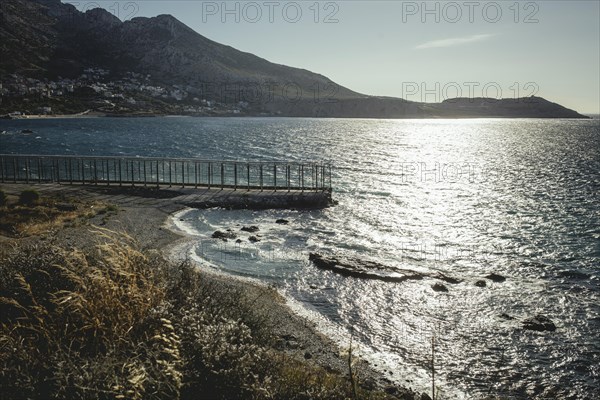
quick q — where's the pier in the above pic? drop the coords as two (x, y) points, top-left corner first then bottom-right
(0, 154), (333, 209)
(0, 154), (331, 191)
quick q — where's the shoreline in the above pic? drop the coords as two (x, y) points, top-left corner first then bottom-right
(0, 183), (421, 399)
(2, 111), (595, 120)
(162, 208), (422, 397)
(164, 208), (431, 396)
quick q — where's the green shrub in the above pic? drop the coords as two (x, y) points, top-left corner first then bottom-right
(18, 189), (40, 206)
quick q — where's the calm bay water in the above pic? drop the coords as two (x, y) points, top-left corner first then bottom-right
(1, 117), (599, 399)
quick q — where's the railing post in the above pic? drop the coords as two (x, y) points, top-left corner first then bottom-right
(220, 163), (224, 190)
(156, 161), (160, 188)
(234, 163), (237, 190)
(247, 163), (250, 191)
(118, 159), (122, 186)
(260, 164), (263, 192)
(274, 164), (277, 192)
(287, 164), (290, 192)
(181, 161), (185, 187)
(143, 160), (147, 186)
(168, 161), (172, 187)
(208, 162), (211, 189)
(301, 165), (304, 192)
(93, 159), (97, 184)
(37, 158), (42, 183)
(195, 162), (198, 188)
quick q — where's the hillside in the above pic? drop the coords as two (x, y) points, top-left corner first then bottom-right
(0, 0), (589, 118)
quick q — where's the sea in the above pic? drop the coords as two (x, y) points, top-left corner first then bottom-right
(1, 116), (599, 399)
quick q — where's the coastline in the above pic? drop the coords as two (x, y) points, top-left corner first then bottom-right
(0, 184), (420, 399)
(149, 207), (420, 397)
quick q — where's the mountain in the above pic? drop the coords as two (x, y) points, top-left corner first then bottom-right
(0, 0), (589, 118)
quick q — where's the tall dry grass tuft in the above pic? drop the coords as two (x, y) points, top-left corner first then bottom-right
(0, 229), (181, 399)
(0, 228), (402, 400)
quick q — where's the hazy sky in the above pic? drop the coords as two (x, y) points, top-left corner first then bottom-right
(67, 1), (600, 113)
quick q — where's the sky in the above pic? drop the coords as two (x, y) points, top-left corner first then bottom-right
(65, 1), (600, 114)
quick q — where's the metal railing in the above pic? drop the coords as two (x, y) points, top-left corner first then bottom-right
(0, 154), (332, 192)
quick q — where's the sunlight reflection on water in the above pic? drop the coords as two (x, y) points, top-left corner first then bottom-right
(1, 117), (599, 398)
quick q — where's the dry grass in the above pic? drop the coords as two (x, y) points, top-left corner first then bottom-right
(0, 230), (181, 399)
(0, 190), (117, 237)
(0, 229), (402, 400)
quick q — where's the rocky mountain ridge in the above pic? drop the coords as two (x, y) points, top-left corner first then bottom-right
(0, 0), (589, 118)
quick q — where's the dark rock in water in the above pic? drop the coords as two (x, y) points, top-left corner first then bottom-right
(212, 230), (236, 240)
(475, 280), (487, 287)
(485, 273), (506, 282)
(241, 225), (259, 233)
(248, 236), (260, 243)
(431, 283), (449, 292)
(303, 351), (312, 359)
(21, 129), (34, 134)
(308, 253), (425, 283)
(179, 218), (184, 221)
(434, 273), (462, 284)
(309, 284), (318, 289)
(236, 239), (242, 244)
(523, 315), (556, 332)
(276, 218), (289, 225)
(558, 270), (590, 280)
(500, 313), (515, 320)
(420, 393), (433, 400)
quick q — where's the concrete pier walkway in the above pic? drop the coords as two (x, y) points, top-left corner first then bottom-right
(0, 183), (333, 212)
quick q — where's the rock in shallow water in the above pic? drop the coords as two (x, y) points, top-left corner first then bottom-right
(431, 283), (449, 292)
(211, 230), (237, 240)
(475, 280), (487, 287)
(241, 225), (259, 233)
(275, 218), (289, 224)
(308, 253), (425, 283)
(523, 315), (556, 332)
(485, 273), (506, 282)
